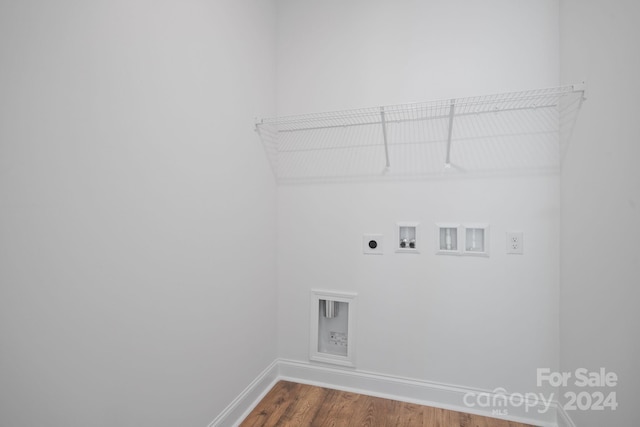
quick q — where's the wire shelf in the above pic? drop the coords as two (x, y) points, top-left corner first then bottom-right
(256, 84), (585, 183)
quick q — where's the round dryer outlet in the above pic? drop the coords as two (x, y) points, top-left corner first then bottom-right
(363, 234), (383, 255)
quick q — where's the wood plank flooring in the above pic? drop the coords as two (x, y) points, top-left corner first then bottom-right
(240, 381), (538, 427)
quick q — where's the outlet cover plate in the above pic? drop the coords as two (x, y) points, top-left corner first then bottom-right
(506, 232), (524, 254)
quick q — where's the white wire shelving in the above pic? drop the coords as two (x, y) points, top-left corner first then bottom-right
(255, 84), (586, 183)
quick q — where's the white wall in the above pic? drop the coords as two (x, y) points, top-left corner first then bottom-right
(560, 1), (640, 426)
(0, 1), (277, 426)
(277, 0), (559, 114)
(277, 0), (561, 400)
(278, 178), (560, 392)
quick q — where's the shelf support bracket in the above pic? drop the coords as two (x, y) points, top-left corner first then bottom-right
(380, 107), (391, 169)
(445, 99), (455, 167)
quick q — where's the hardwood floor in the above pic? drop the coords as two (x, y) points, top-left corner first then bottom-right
(240, 381), (538, 427)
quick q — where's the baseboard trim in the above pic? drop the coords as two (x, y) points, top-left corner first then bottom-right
(277, 359), (558, 427)
(211, 358), (564, 427)
(207, 359), (279, 427)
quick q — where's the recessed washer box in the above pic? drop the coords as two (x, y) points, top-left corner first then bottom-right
(310, 290), (357, 367)
(396, 222), (419, 253)
(462, 224), (490, 256)
(436, 223), (461, 255)
(436, 223), (490, 256)
(363, 234), (383, 255)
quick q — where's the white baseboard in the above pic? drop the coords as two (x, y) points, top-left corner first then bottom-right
(211, 358), (565, 427)
(207, 359), (279, 427)
(277, 359), (558, 427)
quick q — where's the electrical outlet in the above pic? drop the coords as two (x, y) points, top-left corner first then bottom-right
(506, 232), (524, 254)
(363, 234), (383, 255)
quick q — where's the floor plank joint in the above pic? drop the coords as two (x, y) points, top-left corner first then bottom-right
(240, 381), (539, 427)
